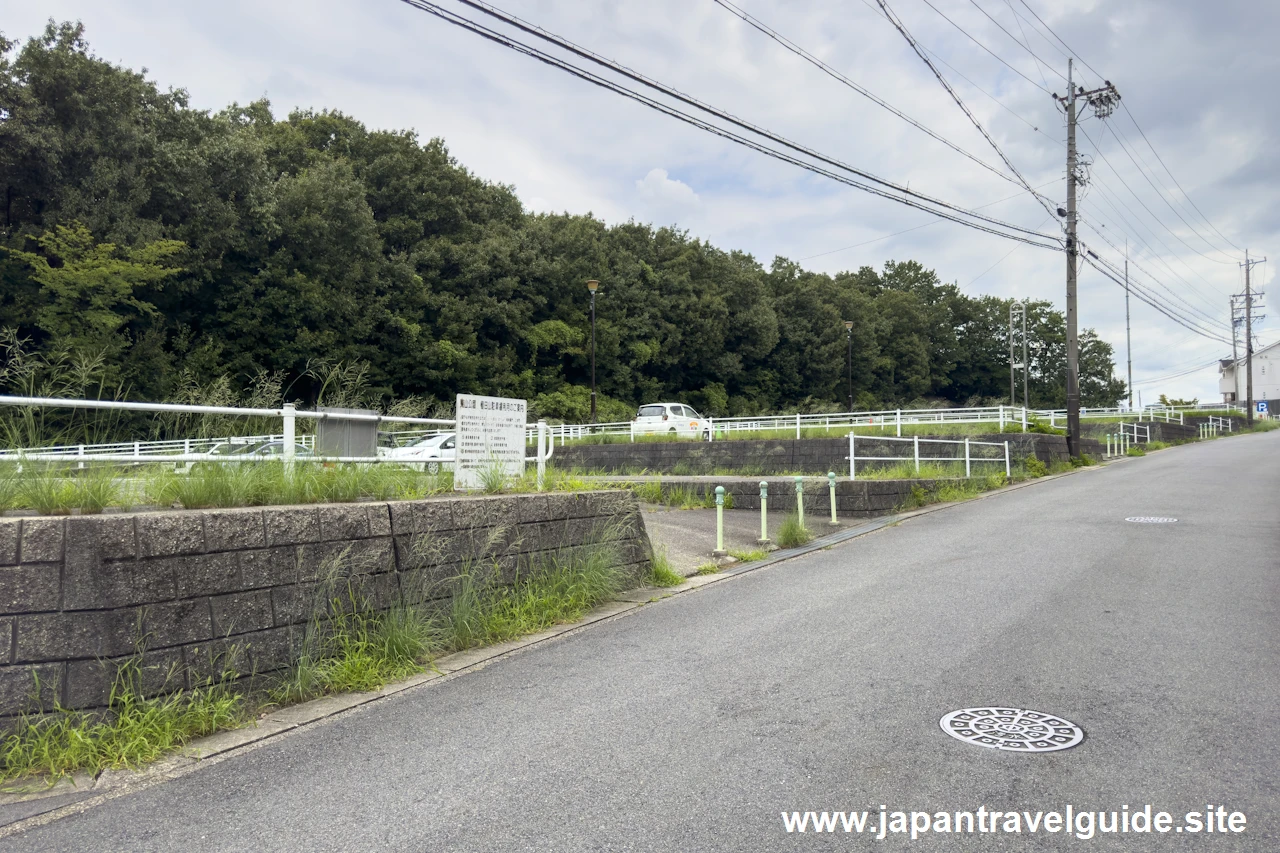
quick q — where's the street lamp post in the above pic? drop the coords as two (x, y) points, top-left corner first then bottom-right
(587, 280), (599, 424)
(844, 320), (854, 412)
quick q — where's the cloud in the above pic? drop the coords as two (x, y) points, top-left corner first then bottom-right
(635, 168), (699, 206)
(7, 0), (1275, 401)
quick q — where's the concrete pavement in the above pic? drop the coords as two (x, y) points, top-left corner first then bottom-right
(4, 432), (1277, 851)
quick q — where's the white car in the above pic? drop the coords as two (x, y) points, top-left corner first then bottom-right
(379, 432), (456, 472)
(632, 403), (712, 440)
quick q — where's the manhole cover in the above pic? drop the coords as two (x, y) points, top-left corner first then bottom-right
(940, 708), (1084, 752)
(1125, 516), (1177, 523)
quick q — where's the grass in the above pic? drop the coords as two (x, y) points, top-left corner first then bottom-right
(645, 550), (685, 587)
(1126, 445), (1147, 457)
(146, 462), (452, 510)
(728, 548), (768, 563)
(775, 513), (813, 548)
(695, 563), (720, 575)
(1, 659), (245, 784)
(626, 480), (734, 510)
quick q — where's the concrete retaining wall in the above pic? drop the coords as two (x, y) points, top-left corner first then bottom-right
(555, 433), (1101, 474)
(636, 476), (943, 515)
(0, 492), (650, 719)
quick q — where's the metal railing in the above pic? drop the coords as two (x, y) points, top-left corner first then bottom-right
(0, 395), (556, 488)
(847, 433), (1010, 480)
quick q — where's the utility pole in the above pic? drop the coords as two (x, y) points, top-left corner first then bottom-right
(1246, 251), (1253, 425)
(1053, 61), (1119, 455)
(1125, 241), (1132, 410)
(1240, 252), (1268, 425)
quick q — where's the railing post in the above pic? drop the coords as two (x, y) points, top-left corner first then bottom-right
(999, 404), (1005, 431)
(828, 472), (839, 526)
(849, 432), (856, 480)
(896, 409), (901, 437)
(713, 486), (727, 557)
(758, 481), (770, 545)
(282, 403), (296, 473)
(707, 416), (714, 442)
(133, 441), (140, 461)
(796, 413), (801, 440)
(913, 435), (920, 474)
(77, 444), (85, 471)
(537, 420), (547, 491)
(794, 476), (805, 530)
(964, 437), (971, 478)
(1004, 441), (1010, 479)
(1021, 407), (1027, 432)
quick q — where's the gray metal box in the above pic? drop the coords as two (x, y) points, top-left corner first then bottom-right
(316, 407), (378, 459)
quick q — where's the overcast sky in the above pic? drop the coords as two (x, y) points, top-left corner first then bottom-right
(5, 0), (1276, 404)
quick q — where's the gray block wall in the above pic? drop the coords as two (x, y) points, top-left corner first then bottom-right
(0, 492), (651, 719)
(554, 433), (1100, 474)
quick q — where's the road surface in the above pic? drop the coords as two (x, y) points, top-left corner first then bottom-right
(5, 431), (1277, 851)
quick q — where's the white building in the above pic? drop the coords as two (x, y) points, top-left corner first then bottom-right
(1219, 340), (1280, 408)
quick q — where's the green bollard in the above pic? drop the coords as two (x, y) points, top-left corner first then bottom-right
(828, 471), (839, 526)
(758, 481), (771, 546)
(794, 476), (805, 531)
(713, 486), (727, 557)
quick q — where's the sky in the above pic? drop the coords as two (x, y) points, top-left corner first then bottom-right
(4, 0), (1276, 405)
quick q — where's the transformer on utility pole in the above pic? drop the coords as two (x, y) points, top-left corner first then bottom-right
(1053, 60), (1120, 456)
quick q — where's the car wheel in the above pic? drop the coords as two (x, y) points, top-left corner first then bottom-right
(426, 460), (441, 474)
(702, 430), (711, 441)
(668, 428), (677, 437)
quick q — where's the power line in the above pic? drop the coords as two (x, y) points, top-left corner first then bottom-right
(915, 0), (1051, 93)
(1101, 122), (1237, 264)
(962, 0), (1067, 83)
(1120, 103), (1241, 252)
(399, 0), (1062, 248)
(799, 180), (1058, 261)
(874, 0), (1060, 223)
(710, 0), (1028, 191)
(1016, 0), (1242, 259)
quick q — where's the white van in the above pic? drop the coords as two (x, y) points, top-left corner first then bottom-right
(632, 403), (711, 440)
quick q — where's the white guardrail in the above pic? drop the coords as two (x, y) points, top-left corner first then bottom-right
(848, 433), (1010, 480)
(0, 395), (557, 488)
(1, 396), (1245, 463)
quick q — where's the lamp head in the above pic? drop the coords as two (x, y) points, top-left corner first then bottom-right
(844, 320), (853, 331)
(586, 280), (599, 292)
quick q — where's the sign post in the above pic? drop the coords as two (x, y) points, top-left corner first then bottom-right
(454, 394), (527, 490)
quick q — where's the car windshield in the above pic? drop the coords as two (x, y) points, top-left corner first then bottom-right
(638, 405), (666, 418)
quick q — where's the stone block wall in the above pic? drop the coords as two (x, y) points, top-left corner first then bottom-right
(0, 492), (650, 719)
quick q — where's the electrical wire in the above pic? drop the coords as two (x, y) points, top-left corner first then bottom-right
(915, 0), (1051, 93)
(398, 0), (1062, 248)
(963, 0), (1067, 83)
(874, 0), (1060, 223)
(799, 180), (1058, 261)
(1017, 0), (1242, 259)
(1120, 103), (1241, 253)
(710, 0), (1029, 192)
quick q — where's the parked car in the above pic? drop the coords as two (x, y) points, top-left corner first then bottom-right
(379, 432), (456, 472)
(235, 441), (313, 458)
(632, 403), (711, 440)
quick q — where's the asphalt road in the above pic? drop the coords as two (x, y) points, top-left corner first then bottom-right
(7, 432), (1278, 851)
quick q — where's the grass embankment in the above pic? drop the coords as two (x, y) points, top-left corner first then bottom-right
(0, 460), (623, 516)
(2, 532), (633, 785)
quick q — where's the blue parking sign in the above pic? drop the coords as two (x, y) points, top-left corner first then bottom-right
(1259, 401), (1269, 414)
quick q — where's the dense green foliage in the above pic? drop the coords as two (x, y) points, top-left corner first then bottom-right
(0, 23), (1125, 425)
